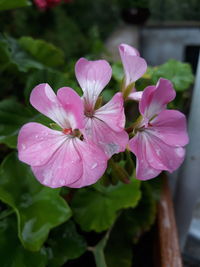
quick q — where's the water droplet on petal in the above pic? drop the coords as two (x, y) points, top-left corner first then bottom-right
(156, 149), (161, 156)
(91, 163), (98, 169)
(60, 179), (65, 186)
(22, 144), (26, 150)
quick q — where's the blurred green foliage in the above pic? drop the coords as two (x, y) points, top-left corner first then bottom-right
(0, 0), (31, 11)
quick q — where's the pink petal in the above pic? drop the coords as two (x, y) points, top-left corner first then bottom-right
(18, 122), (66, 166)
(31, 138), (83, 188)
(83, 117), (128, 158)
(144, 132), (186, 172)
(94, 92), (125, 132)
(129, 134), (161, 180)
(57, 87), (84, 129)
(128, 90), (143, 101)
(67, 139), (108, 188)
(119, 43), (140, 57)
(75, 58), (112, 110)
(129, 130), (186, 180)
(32, 138), (107, 188)
(149, 110), (189, 146)
(30, 84), (83, 130)
(139, 78), (176, 119)
(119, 43), (147, 87)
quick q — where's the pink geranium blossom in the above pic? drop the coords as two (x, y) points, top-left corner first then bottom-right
(75, 58), (129, 158)
(129, 78), (189, 180)
(119, 43), (147, 101)
(18, 84), (107, 188)
(34, 0), (72, 10)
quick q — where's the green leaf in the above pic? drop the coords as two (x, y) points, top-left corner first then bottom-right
(47, 220), (87, 267)
(24, 69), (72, 102)
(0, 153), (72, 251)
(105, 219), (133, 267)
(19, 37), (65, 68)
(120, 182), (158, 244)
(0, 98), (51, 148)
(0, 216), (47, 267)
(152, 59), (194, 91)
(0, 35), (43, 72)
(71, 177), (141, 232)
(0, 0), (31, 11)
(112, 62), (124, 82)
(104, 182), (158, 267)
(49, 123), (62, 131)
(0, 99), (33, 148)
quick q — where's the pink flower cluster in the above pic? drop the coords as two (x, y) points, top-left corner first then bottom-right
(18, 44), (189, 188)
(34, 0), (72, 10)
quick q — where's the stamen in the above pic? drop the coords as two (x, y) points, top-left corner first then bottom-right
(62, 128), (72, 135)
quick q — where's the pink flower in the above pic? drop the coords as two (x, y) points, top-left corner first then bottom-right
(119, 43), (147, 101)
(18, 84), (107, 188)
(34, 0), (64, 10)
(75, 58), (129, 158)
(129, 78), (189, 180)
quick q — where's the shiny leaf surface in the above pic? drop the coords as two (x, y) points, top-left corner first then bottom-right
(104, 182), (158, 267)
(47, 220), (87, 267)
(19, 37), (65, 68)
(152, 59), (194, 91)
(0, 153), (72, 251)
(0, 216), (47, 267)
(71, 177), (141, 232)
(0, 98), (51, 148)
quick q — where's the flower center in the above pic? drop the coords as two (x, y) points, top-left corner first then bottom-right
(62, 128), (73, 135)
(62, 128), (82, 139)
(85, 110), (94, 118)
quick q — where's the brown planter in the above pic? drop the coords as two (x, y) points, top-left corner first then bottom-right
(154, 176), (182, 267)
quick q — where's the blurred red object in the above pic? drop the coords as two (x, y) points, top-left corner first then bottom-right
(34, 0), (72, 10)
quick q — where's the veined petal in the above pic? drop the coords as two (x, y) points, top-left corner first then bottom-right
(31, 138), (83, 188)
(30, 83), (70, 129)
(83, 117), (128, 158)
(57, 87), (84, 129)
(31, 138), (107, 188)
(129, 130), (186, 180)
(119, 43), (147, 87)
(128, 90), (143, 101)
(94, 92), (125, 132)
(75, 58), (112, 110)
(139, 78), (176, 119)
(30, 84), (84, 130)
(18, 122), (66, 167)
(119, 43), (140, 57)
(144, 132), (186, 172)
(149, 110), (189, 146)
(67, 139), (108, 188)
(129, 133), (161, 180)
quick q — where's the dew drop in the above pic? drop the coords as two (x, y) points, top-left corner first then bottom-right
(91, 163), (98, 169)
(60, 179), (65, 185)
(156, 149), (161, 156)
(22, 144), (26, 150)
